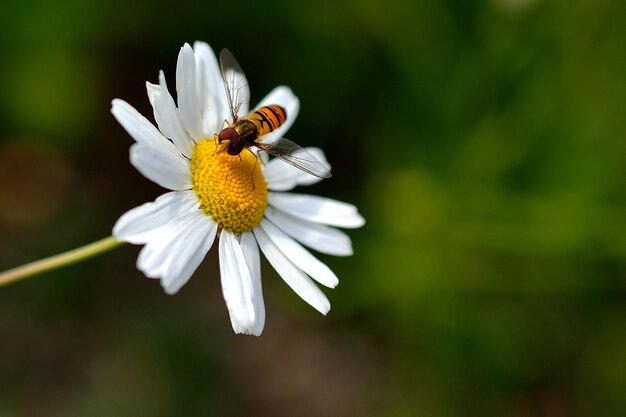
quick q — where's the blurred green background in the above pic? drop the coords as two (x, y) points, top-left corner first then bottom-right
(1, 0), (626, 416)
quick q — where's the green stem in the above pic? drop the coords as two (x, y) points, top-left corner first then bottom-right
(0, 236), (124, 288)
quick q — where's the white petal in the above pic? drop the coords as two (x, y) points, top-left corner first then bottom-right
(130, 143), (191, 190)
(166, 218), (217, 292)
(113, 190), (198, 243)
(135, 205), (199, 274)
(260, 219), (338, 288)
(146, 72), (195, 157)
(264, 208), (353, 256)
(265, 147), (329, 191)
(193, 41), (230, 134)
(111, 99), (183, 155)
(268, 192), (365, 229)
(259, 149), (270, 165)
(176, 43), (204, 140)
(191, 44), (211, 131)
(253, 226), (330, 315)
(240, 231), (265, 336)
(161, 213), (218, 295)
(135, 207), (214, 289)
(219, 230), (257, 334)
(254, 86), (299, 143)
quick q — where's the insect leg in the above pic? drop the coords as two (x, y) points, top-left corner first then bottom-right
(212, 133), (219, 156)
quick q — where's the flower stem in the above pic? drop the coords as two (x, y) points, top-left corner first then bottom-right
(0, 236), (124, 288)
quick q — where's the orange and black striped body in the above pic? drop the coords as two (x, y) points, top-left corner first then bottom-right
(218, 105), (287, 156)
(247, 105), (287, 136)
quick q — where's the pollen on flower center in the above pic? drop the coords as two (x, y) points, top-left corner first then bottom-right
(190, 139), (267, 234)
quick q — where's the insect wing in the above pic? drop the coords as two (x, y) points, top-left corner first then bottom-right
(219, 48), (250, 121)
(255, 138), (332, 179)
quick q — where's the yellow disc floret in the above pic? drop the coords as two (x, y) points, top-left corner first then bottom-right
(190, 139), (267, 234)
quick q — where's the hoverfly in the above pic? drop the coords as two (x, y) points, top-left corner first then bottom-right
(216, 49), (332, 179)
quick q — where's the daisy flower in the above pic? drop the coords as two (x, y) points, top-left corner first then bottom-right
(111, 42), (364, 335)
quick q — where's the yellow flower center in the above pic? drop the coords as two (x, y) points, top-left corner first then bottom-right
(190, 139), (267, 234)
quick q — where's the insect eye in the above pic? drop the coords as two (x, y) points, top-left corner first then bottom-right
(219, 127), (237, 142)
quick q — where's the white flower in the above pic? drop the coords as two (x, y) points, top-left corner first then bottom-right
(111, 42), (364, 336)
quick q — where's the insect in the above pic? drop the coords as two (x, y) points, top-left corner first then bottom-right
(216, 49), (332, 179)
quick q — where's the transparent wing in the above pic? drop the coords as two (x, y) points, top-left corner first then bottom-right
(219, 48), (250, 121)
(255, 138), (332, 179)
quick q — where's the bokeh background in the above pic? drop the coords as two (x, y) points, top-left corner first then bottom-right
(1, 0), (626, 416)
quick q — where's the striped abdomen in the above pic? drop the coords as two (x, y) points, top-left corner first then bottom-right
(248, 105), (287, 136)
